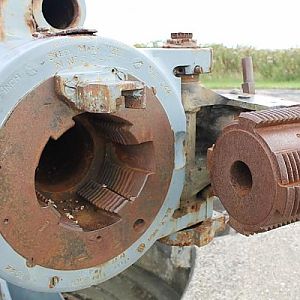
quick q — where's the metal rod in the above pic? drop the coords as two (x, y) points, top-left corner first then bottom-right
(242, 57), (256, 94)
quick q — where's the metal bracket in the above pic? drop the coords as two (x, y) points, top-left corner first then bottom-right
(160, 211), (226, 247)
(55, 68), (146, 113)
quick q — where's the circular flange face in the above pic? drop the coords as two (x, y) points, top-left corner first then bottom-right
(210, 129), (277, 226)
(0, 36), (185, 292)
(209, 106), (300, 235)
(0, 78), (174, 270)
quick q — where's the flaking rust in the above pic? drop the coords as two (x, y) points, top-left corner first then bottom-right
(0, 78), (174, 270)
(1, 0), (297, 290)
(0, 0), (7, 41)
(160, 213), (226, 247)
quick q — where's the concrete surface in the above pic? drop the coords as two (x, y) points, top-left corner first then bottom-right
(183, 224), (300, 300)
(183, 89), (300, 300)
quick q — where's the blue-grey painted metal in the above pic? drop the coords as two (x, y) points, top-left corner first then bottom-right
(143, 48), (213, 77)
(6, 283), (64, 300)
(1, 0), (86, 40)
(0, 0), (216, 295)
(0, 278), (12, 300)
(0, 35), (216, 293)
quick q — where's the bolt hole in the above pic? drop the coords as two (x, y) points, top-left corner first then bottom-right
(173, 66), (186, 77)
(230, 161), (253, 197)
(49, 276), (60, 289)
(26, 258), (36, 268)
(96, 236), (102, 240)
(133, 219), (146, 232)
(3, 218), (8, 225)
(42, 0), (79, 29)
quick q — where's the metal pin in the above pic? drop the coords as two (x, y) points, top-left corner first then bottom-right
(242, 57), (256, 94)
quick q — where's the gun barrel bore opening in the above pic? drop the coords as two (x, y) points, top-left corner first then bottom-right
(42, 0), (79, 29)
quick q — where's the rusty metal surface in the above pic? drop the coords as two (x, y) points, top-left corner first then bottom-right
(32, 28), (97, 38)
(55, 70), (146, 113)
(162, 34), (212, 218)
(0, 10), (194, 290)
(0, 78), (174, 270)
(208, 105), (300, 235)
(163, 33), (198, 49)
(160, 212), (226, 247)
(181, 78), (210, 203)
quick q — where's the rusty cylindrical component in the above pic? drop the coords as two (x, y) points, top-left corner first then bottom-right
(208, 106), (300, 235)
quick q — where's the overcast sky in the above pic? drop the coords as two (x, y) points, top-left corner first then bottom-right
(85, 0), (299, 49)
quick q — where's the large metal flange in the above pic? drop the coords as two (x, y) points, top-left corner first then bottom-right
(0, 36), (185, 292)
(208, 106), (300, 235)
(0, 75), (174, 270)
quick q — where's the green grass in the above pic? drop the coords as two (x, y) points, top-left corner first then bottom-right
(201, 78), (300, 89)
(136, 43), (300, 89)
(199, 44), (300, 90)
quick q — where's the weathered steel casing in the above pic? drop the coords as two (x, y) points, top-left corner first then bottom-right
(0, 35), (188, 292)
(0, 19), (218, 295)
(0, 0), (220, 294)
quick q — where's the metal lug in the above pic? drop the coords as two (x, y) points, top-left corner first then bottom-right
(55, 69), (146, 113)
(160, 212), (226, 247)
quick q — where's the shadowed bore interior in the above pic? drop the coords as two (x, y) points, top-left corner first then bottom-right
(230, 161), (253, 198)
(35, 115), (152, 233)
(42, 0), (78, 29)
(35, 116), (113, 231)
(35, 121), (94, 191)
